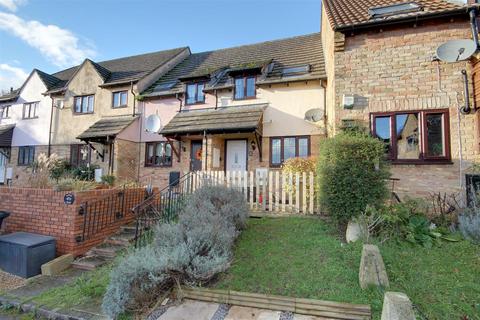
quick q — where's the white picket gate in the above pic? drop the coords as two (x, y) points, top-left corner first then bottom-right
(190, 170), (317, 214)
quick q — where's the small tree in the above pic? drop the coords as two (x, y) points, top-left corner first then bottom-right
(317, 131), (390, 224)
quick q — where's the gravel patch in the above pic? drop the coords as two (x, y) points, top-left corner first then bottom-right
(0, 270), (25, 293)
(279, 311), (294, 320)
(211, 304), (231, 320)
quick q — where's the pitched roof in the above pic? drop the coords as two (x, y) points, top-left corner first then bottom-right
(323, 0), (470, 30)
(77, 116), (138, 141)
(142, 33), (325, 98)
(35, 69), (65, 91)
(160, 104), (266, 136)
(0, 89), (20, 103)
(44, 47), (188, 93)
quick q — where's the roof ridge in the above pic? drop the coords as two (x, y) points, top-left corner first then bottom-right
(96, 46), (189, 65)
(190, 32), (321, 56)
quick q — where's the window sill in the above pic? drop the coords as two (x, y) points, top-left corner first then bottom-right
(112, 105), (128, 109)
(22, 117), (39, 120)
(73, 112), (94, 115)
(145, 164), (173, 168)
(185, 101), (206, 106)
(390, 159), (453, 165)
(234, 96), (256, 101)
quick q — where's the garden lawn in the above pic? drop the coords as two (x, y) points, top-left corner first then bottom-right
(214, 216), (480, 320)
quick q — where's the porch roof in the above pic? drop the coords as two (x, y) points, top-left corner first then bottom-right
(0, 124), (14, 147)
(160, 104), (266, 137)
(77, 116), (137, 143)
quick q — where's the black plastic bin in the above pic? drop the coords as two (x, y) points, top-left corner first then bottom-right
(0, 232), (56, 278)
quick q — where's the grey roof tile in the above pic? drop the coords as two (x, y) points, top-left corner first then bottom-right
(143, 33), (326, 97)
(77, 116), (138, 140)
(160, 104), (267, 136)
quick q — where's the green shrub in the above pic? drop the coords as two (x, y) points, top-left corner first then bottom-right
(101, 174), (116, 187)
(356, 200), (458, 247)
(102, 186), (248, 318)
(459, 213), (480, 244)
(317, 131), (390, 223)
(71, 164), (99, 181)
(49, 159), (72, 181)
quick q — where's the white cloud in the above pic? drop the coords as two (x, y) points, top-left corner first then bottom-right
(0, 0), (26, 12)
(0, 63), (28, 93)
(0, 12), (96, 68)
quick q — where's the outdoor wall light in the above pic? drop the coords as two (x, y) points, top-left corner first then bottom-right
(251, 140), (256, 151)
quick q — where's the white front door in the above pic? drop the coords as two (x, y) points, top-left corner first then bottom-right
(0, 152), (7, 184)
(226, 140), (247, 172)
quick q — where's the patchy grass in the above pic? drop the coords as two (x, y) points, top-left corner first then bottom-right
(213, 217), (480, 319)
(381, 241), (480, 320)
(213, 217), (383, 313)
(32, 264), (111, 310)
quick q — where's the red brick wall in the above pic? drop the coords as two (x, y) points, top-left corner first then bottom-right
(0, 186), (146, 256)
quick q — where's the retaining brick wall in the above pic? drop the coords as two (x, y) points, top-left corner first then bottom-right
(0, 186), (147, 256)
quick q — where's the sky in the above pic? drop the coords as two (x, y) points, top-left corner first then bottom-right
(0, 0), (321, 92)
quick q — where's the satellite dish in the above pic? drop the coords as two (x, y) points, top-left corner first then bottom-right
(145, 114), (161, 133)
(436, 39), (477, 63)
(304, 108), (323, 122)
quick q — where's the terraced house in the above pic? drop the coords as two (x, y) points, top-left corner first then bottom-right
(0, 48), (189, 186)
(321, 0), (480, 199)
(0, 69), (71, 185)
(135, 33), (326, 187)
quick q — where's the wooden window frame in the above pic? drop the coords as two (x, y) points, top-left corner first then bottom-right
(73, 95), (95, 114)
(145, 141), (173, 167)
(70, 144), (91, 167)
(370, 109), (451, 164)
(18, 146), (35, 166)
(185, 82), (206, 105)
(269, 136), (311, 168)
(234, 74), (256, 100)
(22, 102), (39, 119)
(112, 90), (128, 109)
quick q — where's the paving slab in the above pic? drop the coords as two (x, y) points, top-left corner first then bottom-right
(225, 306), (281, 320)
(159, 299), (219, 320)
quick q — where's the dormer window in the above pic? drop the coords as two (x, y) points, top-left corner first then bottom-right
(186, 82), (205, 105)
(234, 75), (256, 100)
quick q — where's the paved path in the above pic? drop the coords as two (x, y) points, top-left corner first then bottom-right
(157, 299), (321, 320)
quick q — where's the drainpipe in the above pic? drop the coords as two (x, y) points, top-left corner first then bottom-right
(136, 100), (144, 182)
(47, 97), (54, 156)
(215, 89), (218, 109)
(130, 81), (136, 116)
(461, 69), (471, 114)
(176, 93), (183, 112)
(203, 130), (208, 171)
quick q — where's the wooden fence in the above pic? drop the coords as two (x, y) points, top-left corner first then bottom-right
(190, 171), (318, 214)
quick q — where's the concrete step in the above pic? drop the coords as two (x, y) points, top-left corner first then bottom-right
(106, 230), (136, 246)
(71, 256), (110, 271)
(120, 224), (137, 233)
(91, 242), (126, 258)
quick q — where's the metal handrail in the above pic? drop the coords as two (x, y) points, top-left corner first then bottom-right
(77, 185), (146, 243)
(132, 172), (195, 248)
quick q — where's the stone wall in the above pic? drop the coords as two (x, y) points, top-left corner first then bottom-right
(329, 18), (476, 199)
(0, 186), (146, 256)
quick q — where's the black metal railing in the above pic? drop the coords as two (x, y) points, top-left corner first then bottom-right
(132, 172), (195, 248)
(77, 186), (146, 243)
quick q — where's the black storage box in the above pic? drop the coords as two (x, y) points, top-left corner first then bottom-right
(0, 232), (56, 278)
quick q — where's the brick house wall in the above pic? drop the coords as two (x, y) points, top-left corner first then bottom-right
(0, 186), (146, 256)
(321, 8), (478, 199)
